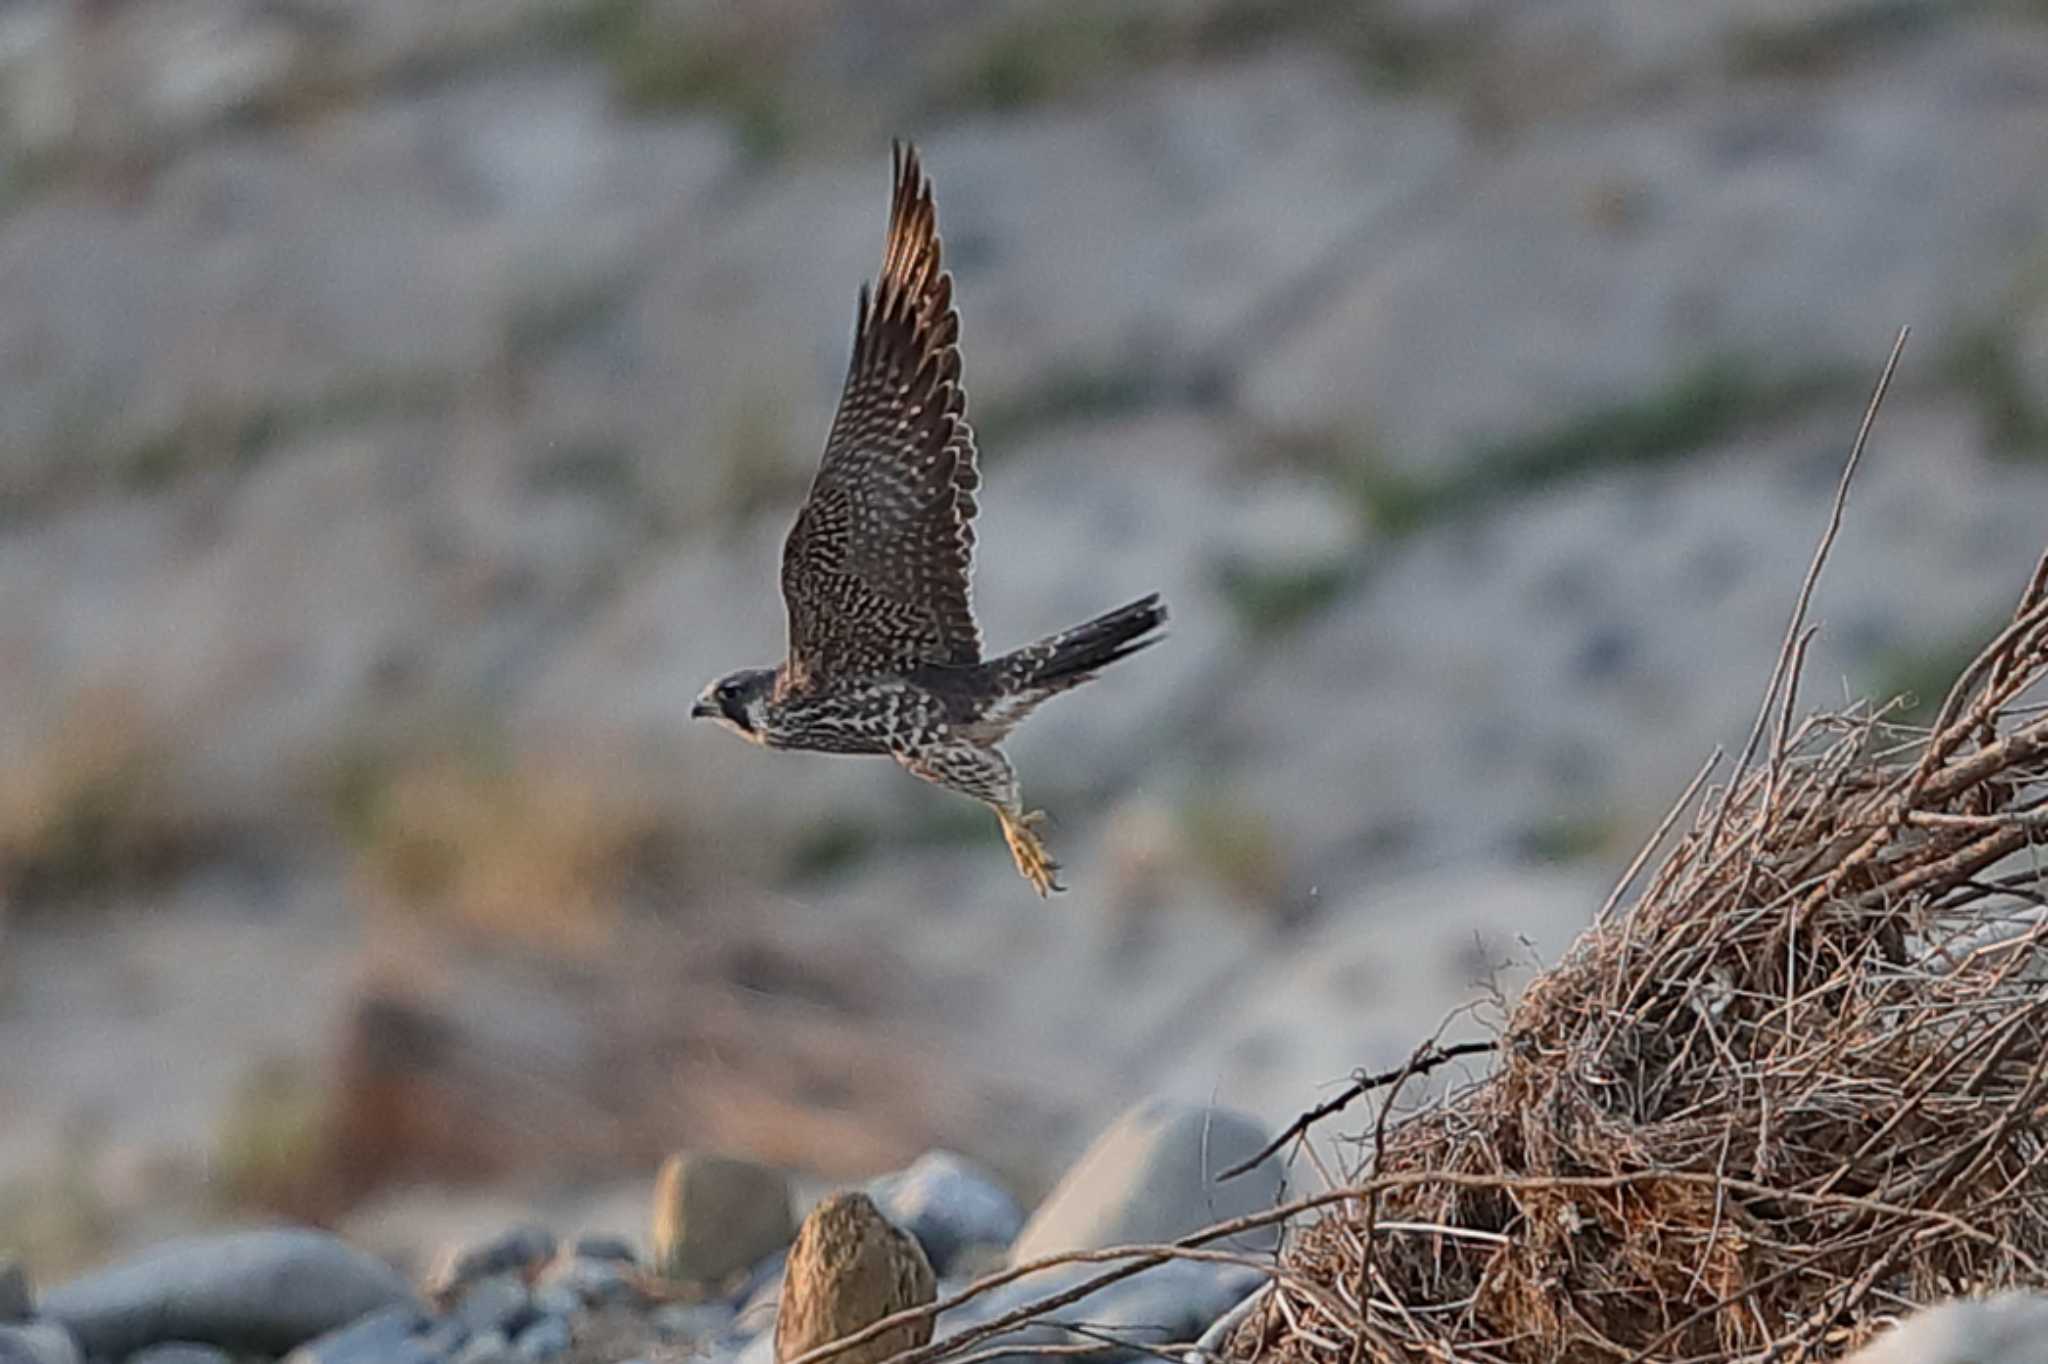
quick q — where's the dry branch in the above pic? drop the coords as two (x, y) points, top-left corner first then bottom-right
(1218, 329), (2048, 1362)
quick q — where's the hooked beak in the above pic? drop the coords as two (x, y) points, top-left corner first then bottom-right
(690, 698), (716, 719)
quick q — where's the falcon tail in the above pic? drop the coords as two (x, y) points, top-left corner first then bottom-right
(1006, 593), (1168, 694)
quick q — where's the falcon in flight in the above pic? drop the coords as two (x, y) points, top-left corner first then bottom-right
(692, 142), (1166, 896)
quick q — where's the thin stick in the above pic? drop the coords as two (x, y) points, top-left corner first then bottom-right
(1214, 1041), (1497, 1182)
(1704, 324), (1909, 858)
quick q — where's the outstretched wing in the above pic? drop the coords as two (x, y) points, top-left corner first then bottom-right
(779, 141), (982, 688)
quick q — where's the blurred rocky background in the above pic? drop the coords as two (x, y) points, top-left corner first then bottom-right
(3, 0), (2048, 1290)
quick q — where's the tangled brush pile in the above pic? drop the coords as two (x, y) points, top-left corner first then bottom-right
(1232, 352), (2048, 1364)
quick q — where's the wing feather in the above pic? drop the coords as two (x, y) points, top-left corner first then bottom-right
(779, 141), (982, 687)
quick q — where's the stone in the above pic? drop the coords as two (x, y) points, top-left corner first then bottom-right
(913, 1102), (1287, 1363)
(649, 1153), (795, 1285)
(1847, 1292), (2048, 1364)
(430, 1226), (558, 1301)
(528, 1283), (580, 1322)
(0, 1323), (80, 1364)
(734, 1249), (788, 1319)
(417, 1316), (472, 1357)
(1190, 1283), (1270, 1362)
(451, 1330), (515, 1364)
(543, 1257), (637, 1307)
(773, 1192), (935, 1364)
(867, 1151), (1023, 1279)
(512, 1314), (571, 1361)
(40, 1229), (420, 1359)
(0, 1261), (27, 1323)
(1010, 1100), (1284, 1261)
(126, 1347), (233, 1364)
(453, 1274), (530, 1336)
(570, 1236), (637, 1265)
(282, 1304), (432, 1364)
(651, 1301), (736, 1343)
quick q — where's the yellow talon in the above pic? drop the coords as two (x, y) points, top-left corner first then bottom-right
(999, 808), (1065, 897)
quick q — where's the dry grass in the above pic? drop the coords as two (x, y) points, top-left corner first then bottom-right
(1219, 334), (2048, 1362)
(340, 744), (667, 956)
(0, 685), (199, 911)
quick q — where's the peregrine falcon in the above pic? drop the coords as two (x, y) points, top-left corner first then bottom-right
(692, 142), (1167, 896)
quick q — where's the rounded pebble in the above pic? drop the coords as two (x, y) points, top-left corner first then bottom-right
(41, 1230), (419, 1359)
(651, 1301), (735, 1343)
(417, 1316), (472, 1357)
(868, 1151), (1023, 1279)
(451, 1329), (515, 1364)
(126, 1347), (233, 1364)
(283, 1303), (431, 1364)
(570, 1236), (637, 1266)
(0, 1323), (80, 1364)
(513, 1315), (571, 1362)
(455, 1274), (530, 1336)
(548, 1258), (637, 1308)
(432, 1227), (557, 1301)
(529, 1284), (580, 1321)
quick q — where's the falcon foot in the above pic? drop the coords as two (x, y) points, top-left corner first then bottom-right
(999, 808), (1065, 897)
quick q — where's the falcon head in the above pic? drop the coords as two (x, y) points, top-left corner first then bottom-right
(691, 667), (777, 743)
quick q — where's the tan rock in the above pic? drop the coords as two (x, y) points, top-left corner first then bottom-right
(650, 1152), (794, 1286)
(774, 1192), (936, 1364)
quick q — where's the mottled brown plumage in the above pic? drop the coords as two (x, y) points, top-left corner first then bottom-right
(779, 143), (981, 687)
(693, 142), (1167, 896)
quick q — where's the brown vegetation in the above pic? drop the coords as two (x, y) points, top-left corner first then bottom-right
(1226, 336), (2048, 1362)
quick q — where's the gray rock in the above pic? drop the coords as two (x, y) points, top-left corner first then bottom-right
(931, 1260), (1265, 1364)
(282, 1303), (431, 1364)
(867, 1151), (1024, 1279)
(733, 1330), (775, 1364)
(734, 1249), (788, 1314)
(417, 1315), (473, 1358)
(451, 1329), (515, 1364)
(527, 1283), (579, 1322)
(1189, 1283), (1271, 1362)
(1848, 1292), (2048, 1364)
(453, 1274), (530, 1336)
(0, 1323), (80, 1364)
(650, 1301), (735, 1343)
(648, 1153), (794, 1285)
(512, 1314), (571, 1362)
(432, 1227), (557, 1301)
(542, 1257), (637, 1308)
(0, 1261), (27, 1322)
(569, 1236), (637, 1266)
(1011, 1100), (1284, 1261)
(917, 1101), (1285, 1364)
(126, 1346), (234, 1364)
(41, 1229), (421, 1359)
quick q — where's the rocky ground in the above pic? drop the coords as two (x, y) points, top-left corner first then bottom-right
(0, 1099), (1286, 1364)
(2, 0), (2048, 1316)
(0, 1099), (2037, 1364)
